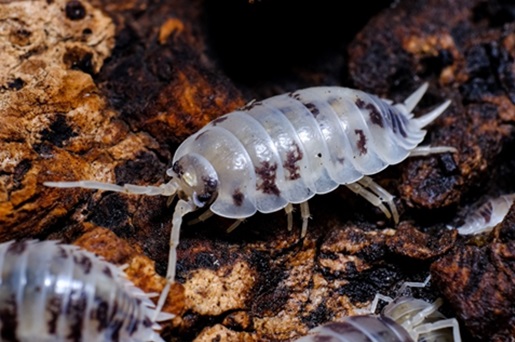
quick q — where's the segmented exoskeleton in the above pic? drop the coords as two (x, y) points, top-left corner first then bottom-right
(453, 193), (515, 235)
(0, 240), (172, 342)
(45, 83), (455, 316)
(296, 277), (461, 342)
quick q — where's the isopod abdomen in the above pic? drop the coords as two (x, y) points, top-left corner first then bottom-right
(0, 240), (171, 342)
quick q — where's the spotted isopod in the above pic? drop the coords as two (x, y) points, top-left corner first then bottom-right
(44, 83), (456, 314)
(0, 240), (172, 342)
(296, 276), (462, 342)
(451, 193), (515, 235)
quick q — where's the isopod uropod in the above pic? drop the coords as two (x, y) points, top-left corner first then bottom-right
(0, 240), (172, 342)
(452, 193), (515, 235)
(296, 277), (462, 342)
(44, 83), (455, 313)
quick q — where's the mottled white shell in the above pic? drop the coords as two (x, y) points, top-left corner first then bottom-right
(456, 193), (515, 235)
(0, 240), (166, 342)
(173, 86), (428, 219)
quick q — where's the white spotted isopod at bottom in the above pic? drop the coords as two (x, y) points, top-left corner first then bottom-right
(44, 82), (456, 314)
(0, 240), (172, 342)
(296, 277), (461, 342)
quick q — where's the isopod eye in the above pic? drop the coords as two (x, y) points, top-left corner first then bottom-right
(171, 153), (219, 207)
(193, 177), (218, 207)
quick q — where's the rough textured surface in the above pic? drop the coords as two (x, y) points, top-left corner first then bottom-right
(0, 0), (514, 341)
(431, 204), (515, 342)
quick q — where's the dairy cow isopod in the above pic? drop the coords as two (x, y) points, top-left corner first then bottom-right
(0, 240), (172, 341)
(45, 83), (456, 314)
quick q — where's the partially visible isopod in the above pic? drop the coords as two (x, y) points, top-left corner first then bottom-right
(44, 83), (456, 315)
(0, 240), (172, 342)
(296, 276), (461, 342)
(451, 193), (515, 235)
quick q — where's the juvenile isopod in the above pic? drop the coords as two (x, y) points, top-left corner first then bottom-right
(451, 193), (515, 235)
(296, 276), (462, 342)
(0, 240), (172, 342)
(44, 83), (456, 313)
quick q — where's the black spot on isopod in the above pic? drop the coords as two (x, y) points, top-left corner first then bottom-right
(356, 98), (383, 128)
(355, 129), (367, 155)
(102, 266), (113, 278)
(73, 254), (93, 274)
(303, 102), (320, 116)
(197, 176), (218, 204)
(317, 153), (322, 158)
(92, 298), (109, 332)
(211, 116), (228, 126)
(284, 143), (303, 180)
(0, 294), (18, 341)
(479, 201), (494, 224)
(390, 109), (408, 137)
(58, 246), (69, 259)
(67, 290), (87, 342)
(65, 0), (86, 20)
(126, 313), (139, 335)
(7, 240), (28, 255)
(233, 189), (244, 206)
(194, 131), (208, 141)
(143, 316), (153, 327)
(255, 161), (280, 196)
(47, 295), (62, 334)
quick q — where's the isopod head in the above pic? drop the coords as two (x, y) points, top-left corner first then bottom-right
(168, 153), (219, 208)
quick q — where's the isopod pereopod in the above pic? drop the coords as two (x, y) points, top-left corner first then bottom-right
(44, 83), (456, 313)
(296, 276), (461, 342)
(451, 193), (515, 235)
(0, 240), (172, 342)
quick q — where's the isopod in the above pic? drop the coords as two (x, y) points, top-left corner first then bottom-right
(44, 83), (455, 313)
(0, 240), (172, 342)
(296, 276), (462, 342)
(452, 193), (515, 235)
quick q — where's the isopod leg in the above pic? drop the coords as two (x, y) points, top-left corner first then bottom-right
(153, 199), (196, 321)
(357, 176), (399, 224)
(368, 293), (393, 314)
(414, 318), (462, 342)
(300, 201), (310, 238)
(284, 203), (294, 232)
(345, 182), (392, 221)
(409, 145), (457, 157)
(398, 275), (431, 295)
(226, 219), (245, 233)
(187, 210), (215, 226)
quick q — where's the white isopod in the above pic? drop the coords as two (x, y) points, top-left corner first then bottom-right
(452, 193), (515, 235)
(296, 277), (462, 342)
(44, 83), (455, 314)
(0, 240), (172, 342)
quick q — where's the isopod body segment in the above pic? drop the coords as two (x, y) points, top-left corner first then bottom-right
(0, 240), (171, 342)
